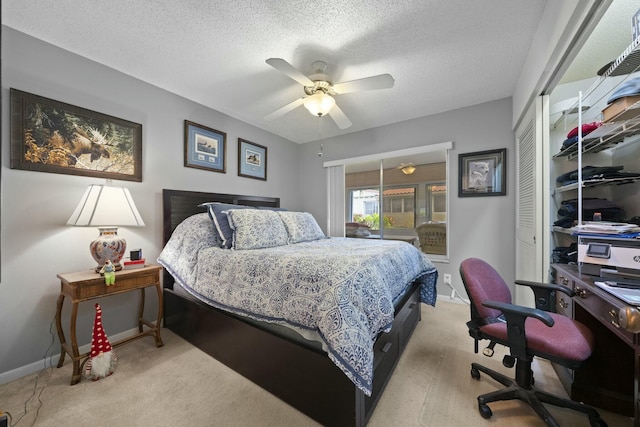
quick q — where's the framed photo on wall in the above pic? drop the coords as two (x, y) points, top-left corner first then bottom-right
(238, 138), (267, 181)
(10, 88), (142, 182)
(184, 120), (226, 173)
(458, 148), (506, 197)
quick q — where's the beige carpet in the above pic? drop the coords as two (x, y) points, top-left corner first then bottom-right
(0, 301), (633, 426)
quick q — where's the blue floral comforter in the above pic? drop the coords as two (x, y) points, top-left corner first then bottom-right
(158, 214), (438, 396)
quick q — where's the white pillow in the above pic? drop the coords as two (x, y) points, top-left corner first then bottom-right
(226, 209), (289, 250)
(278, 211), (326, 243)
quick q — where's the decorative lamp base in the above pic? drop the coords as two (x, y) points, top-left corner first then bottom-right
(90, 227), (126, 272)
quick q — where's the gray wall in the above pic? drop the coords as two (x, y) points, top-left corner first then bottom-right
(0, 27), (301, 379)
(297, 98), (517, 302)
(1, 26), (517, 381)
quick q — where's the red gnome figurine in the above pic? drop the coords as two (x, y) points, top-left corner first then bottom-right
(83, 303), (117, 380)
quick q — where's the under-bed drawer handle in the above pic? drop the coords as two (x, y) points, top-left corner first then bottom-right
(382, 342), (393, 353)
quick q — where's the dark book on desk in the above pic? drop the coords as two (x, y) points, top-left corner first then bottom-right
(122, 258), (145, 270)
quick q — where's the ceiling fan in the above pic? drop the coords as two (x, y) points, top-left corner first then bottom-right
(264, 58), (394, 129)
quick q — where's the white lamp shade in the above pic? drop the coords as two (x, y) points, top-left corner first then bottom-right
(67, 184), (145, 227)
(303, 92), (336, 117)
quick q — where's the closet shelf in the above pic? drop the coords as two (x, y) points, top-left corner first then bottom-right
(554, 176), (640, 194)
(553, 117), (640, 159)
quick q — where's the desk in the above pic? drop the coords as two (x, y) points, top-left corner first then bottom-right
(55, 265), (163, 385)
(552, 264), (639, 425)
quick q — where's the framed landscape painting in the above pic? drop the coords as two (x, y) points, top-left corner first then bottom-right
(10, 88), (142, 181)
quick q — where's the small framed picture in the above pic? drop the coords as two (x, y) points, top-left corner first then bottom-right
(238, 138), (267, 181)
(458, 148), (506, 197)
(184, 120), (226, 173)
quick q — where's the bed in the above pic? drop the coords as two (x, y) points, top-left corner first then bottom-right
(159, 189), (438, 426)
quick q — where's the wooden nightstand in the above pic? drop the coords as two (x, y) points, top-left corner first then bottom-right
(55, 264), (164, 385)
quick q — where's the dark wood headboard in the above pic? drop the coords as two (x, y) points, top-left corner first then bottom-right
(161, 189), (280, 288)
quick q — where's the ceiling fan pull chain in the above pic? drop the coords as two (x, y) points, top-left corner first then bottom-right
(317, 116), (324, 157)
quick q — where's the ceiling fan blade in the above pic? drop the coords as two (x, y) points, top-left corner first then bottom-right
(264, 97), (305, 121)
(328, 104), (352, 129)
(333, 74), (395, 94)
(266, 58), (315, 87)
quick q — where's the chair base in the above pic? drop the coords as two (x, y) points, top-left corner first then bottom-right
(470, 362), (608, 427)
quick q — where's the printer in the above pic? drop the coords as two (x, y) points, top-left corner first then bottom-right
(578, 234), (640, 280)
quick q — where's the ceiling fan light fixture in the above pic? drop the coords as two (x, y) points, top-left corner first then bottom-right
(401, 165), (416, 175)
(303, 92), (335, 117)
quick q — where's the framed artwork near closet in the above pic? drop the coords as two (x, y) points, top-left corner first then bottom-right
(458, 148), (506, 197)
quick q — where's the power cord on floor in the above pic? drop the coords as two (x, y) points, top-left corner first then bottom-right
(443, 281), (469, 304)
(9, 317), (56, 427)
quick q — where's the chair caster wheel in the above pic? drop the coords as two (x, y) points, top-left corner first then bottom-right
(478, 402), (492, 419)
(502, 355), (515, 368)
(471, 367), (480, 380)
(589, 418), (607, 427)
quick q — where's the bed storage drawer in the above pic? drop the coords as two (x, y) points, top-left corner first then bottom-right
(367, 325), (399, 417)
(372, 331), (399, 371)
(396, 287), (421, 350)
(365, 282), (422, 418)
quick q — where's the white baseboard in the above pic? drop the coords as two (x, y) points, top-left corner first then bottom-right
(0, 326), (143, 385)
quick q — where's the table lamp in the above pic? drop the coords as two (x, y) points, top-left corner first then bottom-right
(67, 181), (145, 272)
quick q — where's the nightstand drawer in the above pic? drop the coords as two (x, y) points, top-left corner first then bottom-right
(59, 265), (161, 300)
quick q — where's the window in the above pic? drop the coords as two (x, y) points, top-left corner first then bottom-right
(350, 186), (416, 231)
(350, 188), (379, 224)
(350, 188), (380, 229)
(363, 200), (377, 216)
(383, 186), (417, 230)
(325, 141), (451, 257)
(426, 183), (447, 223)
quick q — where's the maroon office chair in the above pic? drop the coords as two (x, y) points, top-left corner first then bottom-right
(459, 258), (607, 427)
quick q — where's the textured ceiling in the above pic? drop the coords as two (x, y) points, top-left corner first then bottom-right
(561, 0), (640, 84)
(1, 0), (590, 144)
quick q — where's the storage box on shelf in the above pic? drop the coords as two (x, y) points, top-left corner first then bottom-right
(602, 95), (640, 122)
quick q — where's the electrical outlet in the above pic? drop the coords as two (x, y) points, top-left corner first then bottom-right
(443, 273), (452, 285)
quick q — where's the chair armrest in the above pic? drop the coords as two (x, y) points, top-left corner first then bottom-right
(482, 300), (554, 327)
(514, 280), (574, 312)
(482, 300), (555, 361)
(515, 280), (574, 297)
